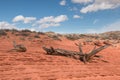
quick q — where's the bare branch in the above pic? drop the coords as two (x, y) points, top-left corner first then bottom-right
(43, 44), (110, 63)
(88, 46), (96, 53)
(87, 45), (110, 58)
(43, 47), (81, 59)
(75, 43), (83, 55)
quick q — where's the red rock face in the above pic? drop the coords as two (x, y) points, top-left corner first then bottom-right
(0, 32), (120, 80)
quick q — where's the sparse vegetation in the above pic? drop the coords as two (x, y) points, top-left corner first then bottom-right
(0, 29), (120, 42)
(6, 35), (10, 38)
(27, 37), (33, 41)
(100, 31), (120, 40)
(21, 29), (32, 33)
(45, 32), (62, 41)
(15, 32), (30, 37)
(34, 35), (40, 38)
(0, 29), (7, 36)
(11, 29), (19, 34)
(64, 34), (81, 40)
(48, 35), (61, 41)
(20, 33), (30, 37)
(64, 34), (99, 40)
(20, 37), (26, 41)
(38, 32), (45, 35)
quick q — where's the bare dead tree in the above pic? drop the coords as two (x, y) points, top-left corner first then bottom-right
(8, 41), (27, 52)
(43, 43), (111, 63)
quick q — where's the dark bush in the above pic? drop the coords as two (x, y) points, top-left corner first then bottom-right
(34, 35), (40, 38)
(0, 30), (7, 36)
(15, 33), (30, 37)
(19, 37), (25, 41)
(19, 33), (30, 37)
(21, 29), (32, 33)
(4, 29), (11, 32)
(38, 32), (45, 35)
(65, 34), (81, 40)
(48, 35), (61, 41)
(100, 31), (120, 40)
(11, 29), (19, 34)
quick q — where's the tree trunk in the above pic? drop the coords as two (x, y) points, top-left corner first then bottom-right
(43, 44), (110, 63)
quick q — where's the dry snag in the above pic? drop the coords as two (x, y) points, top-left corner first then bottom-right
(8, 41), (27, 52)
(43, 43), (111, 63)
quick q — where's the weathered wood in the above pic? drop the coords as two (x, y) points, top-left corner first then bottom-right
(86, 45), (109, 61)
(75, 43), (84, 55)
(43, 47), (81, 59)
(43, 44), (110, 63)
(8, 41), (27, 52)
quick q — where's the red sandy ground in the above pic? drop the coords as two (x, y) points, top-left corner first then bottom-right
(0, 33), (120, 80)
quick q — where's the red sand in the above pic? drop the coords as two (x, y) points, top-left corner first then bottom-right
(0, 34), (120, 80)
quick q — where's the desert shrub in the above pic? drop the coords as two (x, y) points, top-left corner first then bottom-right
(57, 34), (63, 37)
(15, 33), (30, 37)
(79, 34), (86, 37)
(21, 29), (32, 33)
(93, 35), (99, 39)
(85, 38), (93, 42)
(28, 37), (33, 41)
(31, 31), (38, 34)
(16, 30), (30, 36)
(110, 34), (120, 40)
(11, 29), (19, 34)
(0, 30), (7, 36)
(45, 31), (61, 41)
(20, 37), (25, 41)
(50, 35), (61, 41)
(45, 31), (55, 34)
(21, 33), (30, 37)
(38, 32), (45, 35)
(34, 35), (40, 38)
(100, 31), (120, 40)
(4, 29), (11, 32)
(15, 34), (19, 36)
(100, 34), (110, 40)
(7, 36), (10, 38)
(47, 34), (61, 41)
(65, 34), (81, 40)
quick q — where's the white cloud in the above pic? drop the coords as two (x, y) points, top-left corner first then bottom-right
(102, 21), (120, 32)
(60, 0), (66, 6)
(85, 20), (120, 33)
(35, 15), (68, 29)
(0, 21), (17, 29)
(71, 0), (93, 4)
(40, 23), (60, 29)
(93, 19), (99, 24)
(12, 15), (24, 22)
(24, 17), (36, 23)
(73, 15), (81, 19)
(13, 15), (36, 23)
(38, 15), (68, 23)
(70, 7), (78, 11)
(80, 0), (120, 13)
(54, 15), (68, 23)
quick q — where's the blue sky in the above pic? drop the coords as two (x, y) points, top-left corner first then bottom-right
(0, 0), (120, 33)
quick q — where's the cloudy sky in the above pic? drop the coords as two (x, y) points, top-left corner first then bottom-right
(0, 0), (120, 33)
